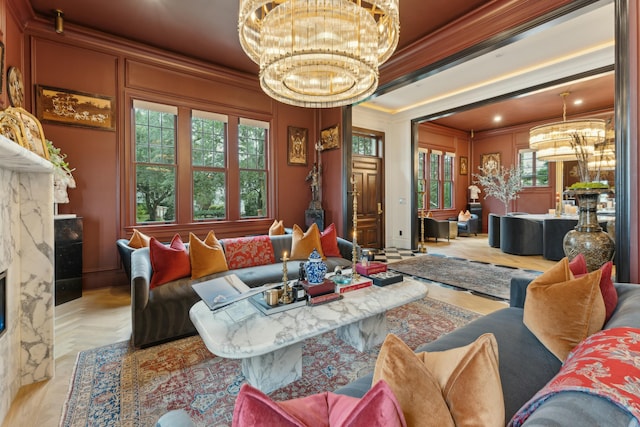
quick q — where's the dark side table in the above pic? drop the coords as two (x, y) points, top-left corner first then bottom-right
(54, 216), (83, 305)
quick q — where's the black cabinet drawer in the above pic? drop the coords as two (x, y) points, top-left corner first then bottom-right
(55, 277), (82, 306)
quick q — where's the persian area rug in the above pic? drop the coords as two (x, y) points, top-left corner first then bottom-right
(60, 297), (479, 427)
(389, 255), (540, 300)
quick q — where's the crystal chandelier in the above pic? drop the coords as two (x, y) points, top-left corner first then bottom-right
(529, 92), (605, 162)
(238, 0), (400, 108)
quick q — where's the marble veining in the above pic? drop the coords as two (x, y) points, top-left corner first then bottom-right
(0, 135), (54, 425)
(191, 278), (427, 391)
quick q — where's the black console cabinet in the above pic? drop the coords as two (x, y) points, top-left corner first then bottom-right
(54, 217), (83, 306)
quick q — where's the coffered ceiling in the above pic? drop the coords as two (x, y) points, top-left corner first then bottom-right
(28, 0), (615, 130)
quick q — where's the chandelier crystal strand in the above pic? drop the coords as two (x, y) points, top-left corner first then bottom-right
(238, 0), (400, 108)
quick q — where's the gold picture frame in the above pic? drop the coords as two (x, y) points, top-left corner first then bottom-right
(287, 126), (308, 166)
(319, 124), (340, 151)
(35, 85), (116, 131)
(459, 156), (468, 175)
(481, 152), (501, 175)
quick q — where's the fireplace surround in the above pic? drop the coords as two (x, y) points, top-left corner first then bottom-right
(0, 135), (54, 424)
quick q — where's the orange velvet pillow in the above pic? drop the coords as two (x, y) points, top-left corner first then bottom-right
(128, 229), (151, 249)
(149, 235), (191, 289)
(524, 258), (606, 361)
(189, 231), (228, 279)
(320, 223), (341, 257)
(268, 219), (285, 236)
(373, 333), (504, 427)
(290, 223), (325, 260)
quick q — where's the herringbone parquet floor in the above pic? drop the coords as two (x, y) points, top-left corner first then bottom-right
(2, 234), (556, 427)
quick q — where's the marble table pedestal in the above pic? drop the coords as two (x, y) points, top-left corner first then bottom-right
(190, 278), (427, 394)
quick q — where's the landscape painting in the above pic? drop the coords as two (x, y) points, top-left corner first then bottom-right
(35, 85), (116, 130)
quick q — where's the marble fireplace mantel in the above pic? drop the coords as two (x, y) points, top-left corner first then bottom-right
(0, 135), (54, 424)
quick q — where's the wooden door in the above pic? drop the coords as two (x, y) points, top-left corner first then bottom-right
(352, 156), (384, 249)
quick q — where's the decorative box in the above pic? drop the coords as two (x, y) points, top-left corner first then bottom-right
(365, 272), (404, 287)
(301, 279), (335, 297)
(355, 261), (387, 276)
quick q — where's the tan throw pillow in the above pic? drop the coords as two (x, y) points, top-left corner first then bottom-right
(290, 223), (325, 260)
(524, 260), (606, 362)
(128, 229), (150, 249)
(268, 219), (285, 236)
(189, 231), (229, 279)
(373, 333), (504, 427)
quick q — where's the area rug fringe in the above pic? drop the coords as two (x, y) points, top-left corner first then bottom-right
(60, 296), (480, 426)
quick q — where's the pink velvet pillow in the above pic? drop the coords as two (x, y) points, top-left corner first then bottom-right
(149, 235), (191, 289)
(569, 254), (617, 322)
(232, 380), (406, 427)
(320, 223), (341, 257)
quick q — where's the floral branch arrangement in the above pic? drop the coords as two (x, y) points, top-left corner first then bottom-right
(567, 133), (609, 190)
(46, 139), (75, 179)
(473, 165), (523, 214)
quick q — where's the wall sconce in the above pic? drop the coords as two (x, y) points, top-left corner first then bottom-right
(54, 9), (64, 34)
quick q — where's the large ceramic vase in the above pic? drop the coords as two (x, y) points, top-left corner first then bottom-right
(562, 189), (615, 272)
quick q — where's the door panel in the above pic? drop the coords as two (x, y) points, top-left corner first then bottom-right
(352, 156), (384, 249)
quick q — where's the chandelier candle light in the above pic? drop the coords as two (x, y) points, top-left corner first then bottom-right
(238, 0), (400, 108)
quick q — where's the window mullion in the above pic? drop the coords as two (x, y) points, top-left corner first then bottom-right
(176, 107), (192, 223)
(227, 116), (240, 220)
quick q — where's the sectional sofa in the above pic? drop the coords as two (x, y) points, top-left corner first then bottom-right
(126, 234), (354, 348)
(335, 275), (640, 426)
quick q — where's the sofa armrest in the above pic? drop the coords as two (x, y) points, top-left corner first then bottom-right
(510, 275), (535, 308)
(131, 247), (153, 311)
(116, 239), (135, 282)
(336, 237), (354, 261)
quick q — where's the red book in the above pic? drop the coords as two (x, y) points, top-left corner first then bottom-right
(301, 279), (335, 297)
(335, 277), (373, 294)
(308, 292), (343, 306)
(355, 262), (387, 276)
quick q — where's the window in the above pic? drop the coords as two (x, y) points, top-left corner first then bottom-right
(134, 101), (177, 223)
(352, 130), (379, 156)
(132, 100), (270, 225)
(519, 150), (548, 187)
(238, 119), (268, 218)
(418, 148), (455, 210)
(192, 111), (227, 220)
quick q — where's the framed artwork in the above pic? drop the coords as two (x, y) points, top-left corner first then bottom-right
(5, 107), (48, 159)
(481, 152), (501, 175)
(287, 126), (308, 165)
(319, 124), (340, 151)
(7, 66), (23, 108)
(459, 156), (468, 175)
(35, 85), (116, 131)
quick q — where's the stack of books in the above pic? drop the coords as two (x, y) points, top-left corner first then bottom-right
(334, 276), (373, 294)
(355, 261), (387, 276)
(300, 279), (343, 306)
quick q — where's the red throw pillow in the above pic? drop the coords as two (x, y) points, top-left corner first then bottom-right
(320, 223), (341, 257)
(569, 254), (617, 322)
(223, 235), (276, 270)
(149, 235), (191, 289)
(568, 253), (588, 276)
(232, 380), (406, 427)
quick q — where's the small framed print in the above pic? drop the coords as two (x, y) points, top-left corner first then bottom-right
(481, 152), (501, 175)
(319, 124), (340, 151)
(459, 156), (468, 175)
(287, 126), (308, 166)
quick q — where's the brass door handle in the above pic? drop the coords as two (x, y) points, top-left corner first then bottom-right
(377, 202), (383, 215)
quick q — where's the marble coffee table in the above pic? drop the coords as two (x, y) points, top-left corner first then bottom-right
(189, 278), (427, 393)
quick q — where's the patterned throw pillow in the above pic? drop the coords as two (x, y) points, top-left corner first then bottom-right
(149, 234), (191, 289)
(223, 235), (275, 270)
